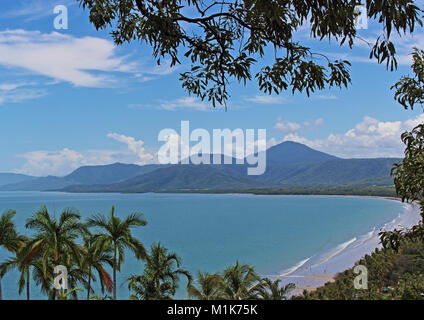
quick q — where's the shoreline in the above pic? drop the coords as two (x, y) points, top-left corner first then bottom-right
(275, 200), (422, 296)
(0, 191), (418, 298)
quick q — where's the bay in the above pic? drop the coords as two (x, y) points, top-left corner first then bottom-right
(0, 191), (405, 299)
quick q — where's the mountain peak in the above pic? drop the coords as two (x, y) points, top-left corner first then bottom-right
(266, 141), (339, 165)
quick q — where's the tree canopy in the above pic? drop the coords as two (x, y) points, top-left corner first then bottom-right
(391, 48), (424, 218)
(77, 0), (423, 107)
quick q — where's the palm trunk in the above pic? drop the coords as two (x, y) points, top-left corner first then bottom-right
(87, 269), (92, 300)
(54, 263), (59, 300)
(26, 269), (30, 300)
(113, 244), (117, 300)
(54, 247), (59, 300)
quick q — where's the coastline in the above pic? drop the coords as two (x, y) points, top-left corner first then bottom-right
(0, 191), (418, 299)
(275, 199), (422, 296)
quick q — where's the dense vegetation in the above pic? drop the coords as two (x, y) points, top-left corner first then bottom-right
(0, 206), (295, 300)
(294, 47), (424, 301)
(206, 186), (398, 197)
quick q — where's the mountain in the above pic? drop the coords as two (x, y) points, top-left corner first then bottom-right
(0, 163), (165, 191)
(0, 142), (401, 193)
(265, 141), (339, 164)
(0, 173), (36, 188)
(63, 164), (262, 193)
(65, 163), (163, 185)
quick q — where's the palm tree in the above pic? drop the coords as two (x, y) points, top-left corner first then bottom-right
(89, 293), (113, 300)
(87, 205), (147, 300)
(65, 262), (90, 300)
(80, 236), (114, 300)
(31, 257), (54, 299)
(127, 273), (157, 300)
(222, 261), (259, 300)
(253, 278), (295, 300)
(58, 287), (83, 300)
(128, 243), (192, 300)
(0, 239), (41, 300)
(25, 206), (87, 299)
(0, 209), (25, 300)
(187, 271), (224, 300)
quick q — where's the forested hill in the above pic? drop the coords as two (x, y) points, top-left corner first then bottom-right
(0, 142), (400, 193)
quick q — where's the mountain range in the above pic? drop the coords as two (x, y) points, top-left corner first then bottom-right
(0, 141), (400, 193)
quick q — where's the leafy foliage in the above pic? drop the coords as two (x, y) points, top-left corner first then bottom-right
(187, 262), (295, 300)
(87, 205), (148, 299)
(80, 235), (114, 299)
(392, 48), (424, 110)
(0, 210), (25, 253)
(0, 205), (149, 300)
(0, 239), (37, 300)
(128, 243), (192, 300)
(221, 261), (260, 299)
(391, 48), (424, 219)
(77, 0), (422, 107)
(187, 271), (225, 300)
(253, 278), (295, 300)
(25, 206), (87, 268)
(392, 124), (424, 219)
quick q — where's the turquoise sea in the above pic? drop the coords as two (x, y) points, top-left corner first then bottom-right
(0, 192), (407, 299)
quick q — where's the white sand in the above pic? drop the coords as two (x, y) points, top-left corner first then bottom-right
(275, 200), (422, 296)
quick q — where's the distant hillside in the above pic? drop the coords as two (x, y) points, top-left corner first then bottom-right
(65, 163), (163, 185)
(0, 163), (165, 191)
(0, 176), (77, 191)
(0, 142), (401, 193)
(62, 157), (398, 193)
(63, 165), (262, 193)
(0, 173), (36, 188)
(274, 158), (400, 187)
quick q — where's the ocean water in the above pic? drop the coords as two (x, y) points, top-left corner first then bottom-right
(0, 192), (412, 300)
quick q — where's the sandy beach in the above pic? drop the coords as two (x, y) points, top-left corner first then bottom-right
(275, 198), (422, 296)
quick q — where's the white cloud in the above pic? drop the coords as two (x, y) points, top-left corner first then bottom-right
(304, 118), (325, 128)
(245, 95), (290, 105)
(159, 97), (209, 111)
(130, 96), (214, 111)
(0, 29), (138, 87)
(274, 116), (325, 134)
(133, 59), (179, 83)
(0, 81), (46, 105)
(0, 82), (26, 91)
(13, 148), (136, 176)
(274, 117), (302, 133)
(2, 0), (76, 21)
(392, 33), (424, 66)
(315, 94), (338, 100)
(107, 133), (153, 164)
(314, 118), (325, 127)
(157, 130), (269, 162)
(325, 32), (424, 67)
(281, 114), (424, 158)
(355, 33), (424, 66)
(13, 133), (155, 176)
(148, 60), (179, 76)
(128, 97), (212, 111)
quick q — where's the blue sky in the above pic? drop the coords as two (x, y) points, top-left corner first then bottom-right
(0, 0), (423, 176)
